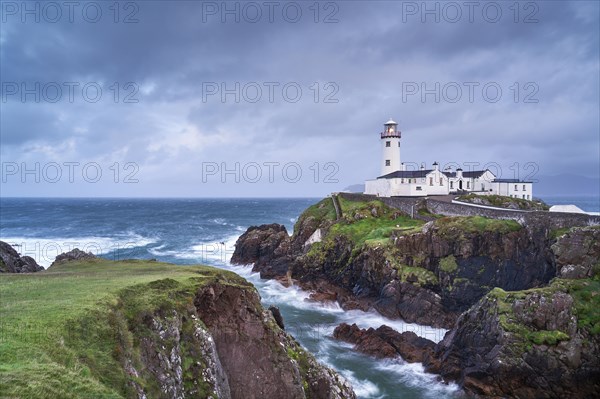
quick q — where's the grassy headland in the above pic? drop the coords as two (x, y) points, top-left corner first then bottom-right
(0, 259), (249, 398)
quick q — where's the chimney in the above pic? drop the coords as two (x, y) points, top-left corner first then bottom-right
(456, 168), (463, 179)
(433, 161), (439, 171)
(420, 163), (425, 170)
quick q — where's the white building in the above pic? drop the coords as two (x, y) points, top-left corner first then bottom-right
(364, 119), (534, 199)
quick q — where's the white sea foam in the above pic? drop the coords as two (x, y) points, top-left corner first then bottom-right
(0, 233), (157, 267)
(148, 244), (181, 257)
(174, 234), (239, 264)
(327, 367), (382, 398)
(373, 359), (459, 398)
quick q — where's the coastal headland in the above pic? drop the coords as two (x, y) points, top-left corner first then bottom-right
(232, 193), (600, 398)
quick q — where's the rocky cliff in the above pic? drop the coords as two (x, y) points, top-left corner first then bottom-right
(0, 253), (355, 399)
(0, 240), (43, 273)
(78, 266), (355, 399)
(424, 226), (600, 398)
(232, 196), (557, 329)
(232, 196), (600, 397)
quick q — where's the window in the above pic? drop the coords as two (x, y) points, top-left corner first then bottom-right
(416, 186), (422, 191)
(466, 181), (470, 189)
(527, 195), (530, 200)
(385, 160), (390, 166)
(401, 179), (404, 184)
(523, 195), (526, 199)
(450, 181), (454, 189)
(440, 178), (443, 186)
(398, 142), (401, 147)
(523, 184), (526, 190)
(514, 185), (518, 191)
(429, 177), (433, 186)
(386, 141), (391, 147)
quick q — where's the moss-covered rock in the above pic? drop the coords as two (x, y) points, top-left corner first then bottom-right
(429, 279), (600, 398)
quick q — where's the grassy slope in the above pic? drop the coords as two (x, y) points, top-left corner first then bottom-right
(0, 259), (247, 399)
(333, 197), (423, 246)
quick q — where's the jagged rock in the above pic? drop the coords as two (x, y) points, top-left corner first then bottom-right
(269, 305), (285, 330)
(426, 281), (600, 398)
(307, 291), (338, 303)
(0, 241), (43, 273)
(230, 224), (291, 279)
(100, 275), (355, 399)
(194, 281), (355, 399)
(552, 226), (600, 279)
(50, 248), (97, 267)
(333, 323), (436, 363)
(374, 280), (457, 328)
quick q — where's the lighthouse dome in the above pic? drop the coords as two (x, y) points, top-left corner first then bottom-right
(385, 118), (397, 125)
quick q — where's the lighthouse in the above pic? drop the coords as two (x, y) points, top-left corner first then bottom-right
(380, 118), (401, 175)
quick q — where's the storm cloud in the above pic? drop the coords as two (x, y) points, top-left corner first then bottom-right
(1, 0), (598, 197)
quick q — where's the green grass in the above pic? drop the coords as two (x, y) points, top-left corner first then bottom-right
(0, 259), (250, 398)
(527, 330), (570, 346)
(329, 216), (423, 247)
(327, 197), (423, 246)
(293, 198), (337, 235)
(436, 215), (522, 236)
(550, 227), (573, 240)
(568, 279), (600, 334)
(439, 255), (458, 273)
(392, 263), (438, 286)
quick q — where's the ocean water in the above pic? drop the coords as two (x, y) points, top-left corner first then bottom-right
(540, 195), (600, 214)
(0, 197), (457, 399)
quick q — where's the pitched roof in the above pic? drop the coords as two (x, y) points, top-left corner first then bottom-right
(378, 170), (433, 179)
(493, 179), (533, 183)
(442, 170), (490, 178)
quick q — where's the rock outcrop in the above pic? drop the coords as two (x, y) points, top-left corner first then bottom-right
(425, 279), (600, 398)
(230, 223), (292, 279)
(552, 226), (600, 279)
(333, 323), (436, 363)
(50, 248), (97, 267)
(0, 240), (43, 273)
(233, 197), (557, 329)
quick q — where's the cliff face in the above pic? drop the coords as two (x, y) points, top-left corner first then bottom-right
(95, 276), (355, 399)
(425, 226), (600, 398)
(233, 197), (556, 329)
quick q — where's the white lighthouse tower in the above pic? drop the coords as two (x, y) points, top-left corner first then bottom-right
(380, 118), (402, 175)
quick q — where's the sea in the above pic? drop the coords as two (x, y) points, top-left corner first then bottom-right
(0, 195), (598, 398)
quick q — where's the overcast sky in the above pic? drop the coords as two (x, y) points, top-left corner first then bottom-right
(1, 0), (598, 197)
